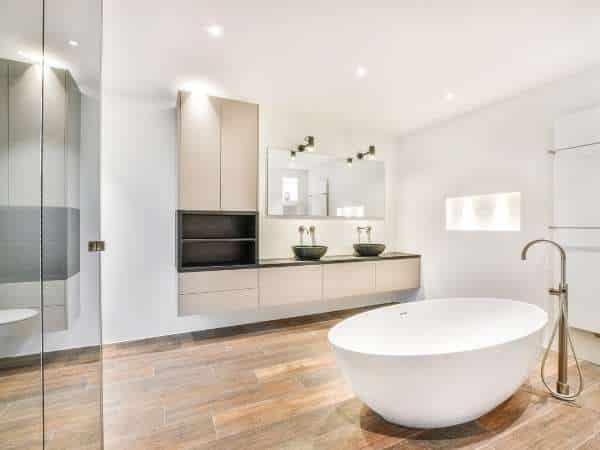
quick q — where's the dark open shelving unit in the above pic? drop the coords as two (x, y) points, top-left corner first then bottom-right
(177, 210), (258, 271)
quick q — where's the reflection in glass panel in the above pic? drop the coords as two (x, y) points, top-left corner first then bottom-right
(42, 0), (103, 448)
(267, 147), (386, 218)
(0, 1), (44, 449)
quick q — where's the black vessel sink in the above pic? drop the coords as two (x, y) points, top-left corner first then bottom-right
(353, 243), (386, 257)
(292, 245), (328, 261)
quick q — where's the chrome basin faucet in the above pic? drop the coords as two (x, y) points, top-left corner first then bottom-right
(298, 225), (316, 245)
(357, 226), (372, 243)
(308, 225), (316, 245)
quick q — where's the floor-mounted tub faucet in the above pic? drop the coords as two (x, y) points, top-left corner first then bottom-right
(521, 239), (583, 400)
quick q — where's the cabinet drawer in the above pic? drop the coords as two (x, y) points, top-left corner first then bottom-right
(180, 289), (258, 315)
(323, 262), (376, 299)
(179, 269), (258, 294)
(259, 265), (322, 306)
(375, 259), (420, 293)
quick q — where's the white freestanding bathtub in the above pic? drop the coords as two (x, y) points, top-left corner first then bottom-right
(328, 298), (548, 429)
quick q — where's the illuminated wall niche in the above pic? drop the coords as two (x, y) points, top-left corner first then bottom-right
(446, 192), (521, 231)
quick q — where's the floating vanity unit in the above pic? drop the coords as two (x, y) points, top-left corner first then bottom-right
(176, 91), (420, 318)
(178, 253), (421, 315)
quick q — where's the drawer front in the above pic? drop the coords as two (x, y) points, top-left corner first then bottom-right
(259, 265), (322, 307)
(375, 259), (420, 293)
(179, 269), (258, 294)
(323, 262), (376, 299)
(179, 289), (258, 315)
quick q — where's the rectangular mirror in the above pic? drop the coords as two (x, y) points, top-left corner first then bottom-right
(267, 147), (385, 218)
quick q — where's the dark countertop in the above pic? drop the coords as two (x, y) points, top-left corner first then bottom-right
(179, 252), (421, 272)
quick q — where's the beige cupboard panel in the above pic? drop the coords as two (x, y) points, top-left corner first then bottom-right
(178, 92), (221, 210)
(375, 259), (420, 293)
(323, 262), (376, 299)
(0, 60), (8, 205)
(220, 98), (258, 211)
(259, 265), (322, 306)
(180, 289), (258, 315)
(66, 71), (81, 210)
(179, 269), (258, 294)
(9, 61), (41, 207)
(43, 68), (66, 207)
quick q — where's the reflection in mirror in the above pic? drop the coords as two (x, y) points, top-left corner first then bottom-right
(0, 1), (44, 449)
(42, 0), (103, 448)
(267, 147), (385, 218)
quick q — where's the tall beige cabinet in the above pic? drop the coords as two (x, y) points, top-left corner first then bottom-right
(177, 92), (258, 211)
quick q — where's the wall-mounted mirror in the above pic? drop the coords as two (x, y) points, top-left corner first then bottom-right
(267, 147), (385, 219)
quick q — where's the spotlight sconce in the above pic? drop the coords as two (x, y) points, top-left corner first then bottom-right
(290, 150), (297, 160)
(356, 145), (376, 160)
(346, 157), (353, 167)
(297, 136), (316, 153)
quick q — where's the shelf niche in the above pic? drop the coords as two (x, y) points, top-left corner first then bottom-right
(177, 211), (258, 271)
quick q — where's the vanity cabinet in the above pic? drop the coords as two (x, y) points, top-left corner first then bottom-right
(323, 262), (376, 299)
(177, 93), (258, 212)
(179, 269), (258, 294)
(178, 257), (421, 316)
(259, 265), (322, 306)
(179, 269), (259, 314)
(375, 259), (420, 293)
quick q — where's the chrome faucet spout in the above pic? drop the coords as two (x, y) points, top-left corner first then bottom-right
(521, 239), (567, 287)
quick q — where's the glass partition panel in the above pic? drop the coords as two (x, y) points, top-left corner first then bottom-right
(0, 1), (44, 449)
(42, 0), (103, 448)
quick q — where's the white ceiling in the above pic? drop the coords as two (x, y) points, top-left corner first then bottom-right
(0, 0), (102, 94)
(103, 0), (600, 135)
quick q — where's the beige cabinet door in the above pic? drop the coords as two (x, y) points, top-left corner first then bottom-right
(323, 262), (376, 299)
(180, 289), (259, 315)
(220, 98), (258, 211)
(9, 61), (42, 207)
(178, 92), (221, 210)
(0, 60), (8, 205)
(375, 259), (420, 293)
(259, 265), (322, 306)
(43, 67), (66, 208)
(179, 269), (258, 294)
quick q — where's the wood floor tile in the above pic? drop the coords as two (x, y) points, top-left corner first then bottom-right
(6, 304), (600, 450)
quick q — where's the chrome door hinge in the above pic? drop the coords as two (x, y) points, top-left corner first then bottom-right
(88, 241), (106, 252)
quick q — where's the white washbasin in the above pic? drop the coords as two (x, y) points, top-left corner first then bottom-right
(0, 308), (39, 326)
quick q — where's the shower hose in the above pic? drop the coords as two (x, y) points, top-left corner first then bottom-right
(539, 288), (584, 401)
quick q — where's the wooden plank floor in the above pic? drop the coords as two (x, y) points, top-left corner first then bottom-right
(3, 304), (600, 449)
(101, 306), (600, 450)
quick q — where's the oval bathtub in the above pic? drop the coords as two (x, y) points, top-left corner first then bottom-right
(328, 298), (548, 429)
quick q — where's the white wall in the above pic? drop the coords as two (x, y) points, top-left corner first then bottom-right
(101, 95), (403, 344)
(395, 65), (600, 324)
(259, 106), (398, 258)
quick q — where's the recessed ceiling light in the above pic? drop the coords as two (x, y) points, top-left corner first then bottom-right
(445, 92), (455, 101)
(205, 25), (224, 38)
(355, 66), (368, 79)
(68, 40), (79, 47)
